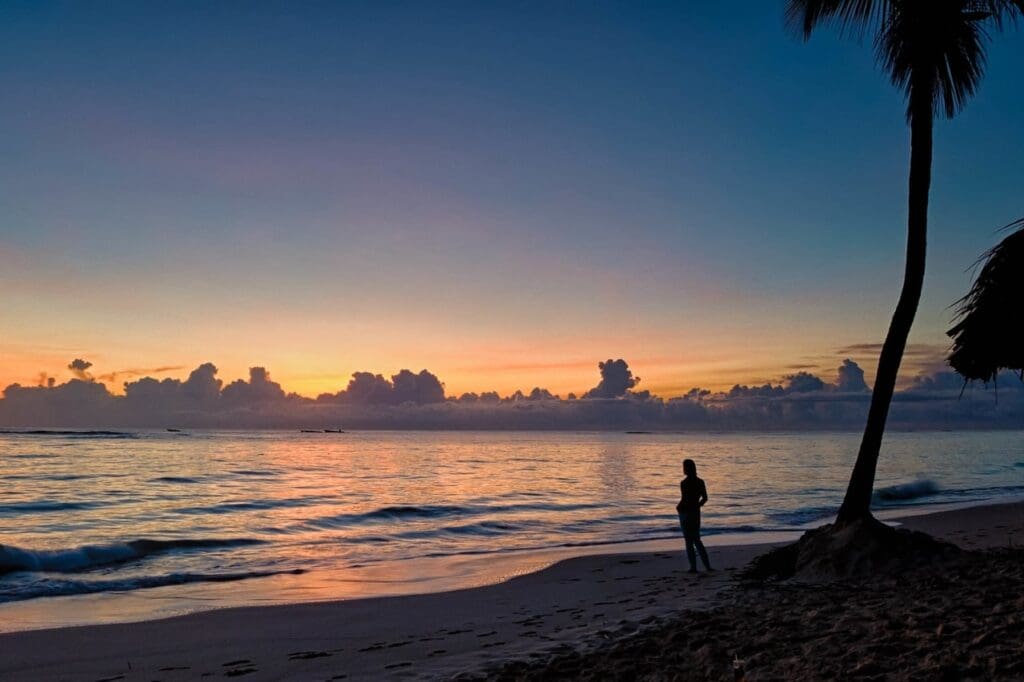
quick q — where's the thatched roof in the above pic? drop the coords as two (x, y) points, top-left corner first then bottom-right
(947, 218), (1024, 383)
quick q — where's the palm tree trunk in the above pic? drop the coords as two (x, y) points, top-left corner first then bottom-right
(836, 86), (934, 525)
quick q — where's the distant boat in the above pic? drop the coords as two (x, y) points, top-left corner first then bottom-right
(324, 429), (346, 433)
(166, 428), (181, 433)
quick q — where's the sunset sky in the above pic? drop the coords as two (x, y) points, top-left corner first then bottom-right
(2, 1), (1023, 399)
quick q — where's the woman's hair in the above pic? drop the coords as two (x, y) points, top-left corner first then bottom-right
(682, 458), (697, 477)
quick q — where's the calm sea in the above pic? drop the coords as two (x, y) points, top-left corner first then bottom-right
(0, 429), (1021, 629)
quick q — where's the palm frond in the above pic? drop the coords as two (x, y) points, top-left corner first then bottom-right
(967, 0), (1024, 28)
(947, 218), (1024, 382)
(789, 1), (1023, 120)
(878, 2), (989, 120)
(785, 0), (891, 39)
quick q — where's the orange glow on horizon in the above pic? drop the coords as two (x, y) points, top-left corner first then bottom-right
(0, 349), (930, 401)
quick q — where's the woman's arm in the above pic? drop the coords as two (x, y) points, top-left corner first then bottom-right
(699, 480), (708, 507)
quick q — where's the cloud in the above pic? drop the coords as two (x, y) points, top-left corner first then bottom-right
(725, 370), (823, 399)
(67, 358), (93, 381)
(836, 343), (946, 358)
(95, 365), (183, 384)
(318, 369), (446, 406)
(222, 367), (286, 406)
(835, 342), (948, 377)
(584, 359), (640, 399)
(784, 371), (826, 393)
(836, 359), (869, 392)
(392, 369), (445, 405)
(526, 387), (558, 401)
(121, 362), (224, 414)
(0, 358), (1020, 430)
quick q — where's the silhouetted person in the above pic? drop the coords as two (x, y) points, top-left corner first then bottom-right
(677, 458), (711, 573)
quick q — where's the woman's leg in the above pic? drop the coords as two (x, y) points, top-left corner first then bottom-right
(692, 515), (712, 569)
(694, 536), (711, 570)
(679, 513), (697, 571)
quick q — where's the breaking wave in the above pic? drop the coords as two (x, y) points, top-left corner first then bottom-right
(874, 479), (940, 503)
(0, 538), (263, 576)
(0, 568), (304, 604)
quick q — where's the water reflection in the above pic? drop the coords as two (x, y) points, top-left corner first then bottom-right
(0, 429), (1020, 630)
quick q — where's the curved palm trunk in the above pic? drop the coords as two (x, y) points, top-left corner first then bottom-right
(836, 87), (934, 525)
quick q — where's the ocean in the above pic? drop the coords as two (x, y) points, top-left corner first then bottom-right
(0, 429), (1021, 630)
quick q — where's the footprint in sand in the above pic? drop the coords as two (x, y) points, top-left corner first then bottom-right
(356, 643), (385, 652)
(287, 650), (332, 660)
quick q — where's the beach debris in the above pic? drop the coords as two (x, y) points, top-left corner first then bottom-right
(733, 654), (746, 681)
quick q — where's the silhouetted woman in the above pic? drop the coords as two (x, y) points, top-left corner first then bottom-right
(677, 458), (712, 573)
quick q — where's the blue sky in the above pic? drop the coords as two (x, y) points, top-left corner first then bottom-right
(1, 1), (1021, 397)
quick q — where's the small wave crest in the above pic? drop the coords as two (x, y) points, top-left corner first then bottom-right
(874, 479), (940, 503)
(384, 520), (526, 541)
(767, 506), (837, 526)
(0, 429), (136, 439)
(364, 504), (469, 520)
(0, 538), (263, 576)
(149, 476), (200, 484)
(305, 501), (605, 531)
(0, 568), (304, 604)
(0, 500), (106, 514)
(230, 469), (278, 477)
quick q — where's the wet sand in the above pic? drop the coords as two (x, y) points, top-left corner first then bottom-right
(0, 500), (1020, 681)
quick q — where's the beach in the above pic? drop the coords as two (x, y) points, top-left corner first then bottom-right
(0, 500), (1020, 681)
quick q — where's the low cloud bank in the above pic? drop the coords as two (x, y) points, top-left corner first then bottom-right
(1, 358), (1021, 430)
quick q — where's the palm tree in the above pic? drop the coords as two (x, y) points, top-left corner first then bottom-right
(948, 218), (1024, 382)
(786, 1), (1023, 525)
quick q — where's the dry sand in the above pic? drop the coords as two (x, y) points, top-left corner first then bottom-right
(0, 500), (1021, 681)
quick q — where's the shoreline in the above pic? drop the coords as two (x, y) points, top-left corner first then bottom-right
(0, 499), (1021, 680)
(0, 494), (1018, 635)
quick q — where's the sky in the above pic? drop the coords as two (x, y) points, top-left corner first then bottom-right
(1, 1), (1023, 400)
